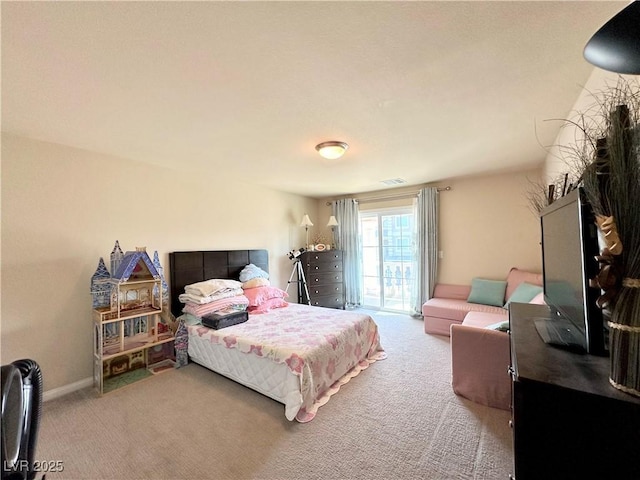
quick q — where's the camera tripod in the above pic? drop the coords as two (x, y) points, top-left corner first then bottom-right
(285, 259), (311, 305)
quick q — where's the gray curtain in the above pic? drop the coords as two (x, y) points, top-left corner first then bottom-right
(411, 187), (439, 316)
(332, 199), (362, 307)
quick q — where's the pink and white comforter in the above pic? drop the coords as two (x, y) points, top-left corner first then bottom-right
(187, 303), (386, 422)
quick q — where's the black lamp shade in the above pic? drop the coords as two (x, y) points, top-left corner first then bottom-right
(583, 1), (640, 75)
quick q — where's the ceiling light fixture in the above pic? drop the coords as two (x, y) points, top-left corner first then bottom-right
(315, 141), (349, 160)
(583, 1), (640, 74)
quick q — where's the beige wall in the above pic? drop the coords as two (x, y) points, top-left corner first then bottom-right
(0, 134), (317, 392)
(437, 169), (542, 284)
(317, 169), (543, 286)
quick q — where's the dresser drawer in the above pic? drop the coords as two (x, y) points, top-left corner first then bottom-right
(309, 295), (345, 309)
(306, 261), (342, 274)
(305, 251), (343, 263)
(306, 271), (343, 286)
(308, 283), (344, 297)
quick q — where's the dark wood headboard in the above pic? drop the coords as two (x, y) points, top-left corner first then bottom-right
(169, 249), (268, 318)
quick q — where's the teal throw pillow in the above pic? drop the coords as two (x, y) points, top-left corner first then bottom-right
(503, 282), (543, 309)
(467, 278), (507, 307)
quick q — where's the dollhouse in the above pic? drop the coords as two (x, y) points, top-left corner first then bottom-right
(91, 242), (175, 394)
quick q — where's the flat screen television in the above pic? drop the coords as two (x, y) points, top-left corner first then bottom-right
(539, 187), (608, 356)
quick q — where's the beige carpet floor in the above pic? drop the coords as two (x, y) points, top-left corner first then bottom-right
(36, 310), (513, 479)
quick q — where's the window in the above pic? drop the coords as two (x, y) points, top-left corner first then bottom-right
(360, 208), (415, 312)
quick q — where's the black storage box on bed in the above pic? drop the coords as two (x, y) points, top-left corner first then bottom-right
(202, 308), (249, 330)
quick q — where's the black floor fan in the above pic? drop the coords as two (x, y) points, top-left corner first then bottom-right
(1, 360), (44, 480)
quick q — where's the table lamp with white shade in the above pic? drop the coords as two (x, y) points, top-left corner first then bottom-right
(300, 214), (314, 249)
(327, 215), (339, 249)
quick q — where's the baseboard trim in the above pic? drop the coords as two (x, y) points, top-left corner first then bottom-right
(43, 377), (93, 402)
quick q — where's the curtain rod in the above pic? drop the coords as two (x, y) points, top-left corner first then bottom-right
(325, 186), (451, 206)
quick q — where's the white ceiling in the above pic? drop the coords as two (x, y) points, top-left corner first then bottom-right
(1, 1), (628, 198)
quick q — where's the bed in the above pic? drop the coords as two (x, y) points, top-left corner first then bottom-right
(169, 249), (386, 422)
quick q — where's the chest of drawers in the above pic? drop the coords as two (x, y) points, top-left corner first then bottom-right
(509, 303), (640, 479)
(299, 250), (345, 309)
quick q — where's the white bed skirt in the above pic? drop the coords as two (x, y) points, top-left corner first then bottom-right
(188, 333), (302, 420)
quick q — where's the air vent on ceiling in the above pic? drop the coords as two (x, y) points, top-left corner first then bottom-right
(380, 178), (407, 186)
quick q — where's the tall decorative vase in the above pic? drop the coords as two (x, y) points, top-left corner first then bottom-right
(601, 106), (640, 397)
(583, 101), (640, 398)
(609, 284), (640, 397)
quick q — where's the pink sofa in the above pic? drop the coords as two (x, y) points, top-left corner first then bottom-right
(422, 268), (542, 336)
(422, 268), (543, 410)
(422, 284), (505, 336)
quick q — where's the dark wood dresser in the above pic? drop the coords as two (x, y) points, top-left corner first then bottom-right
(299, 250), (344, 309)
(509, 302), (640, 479)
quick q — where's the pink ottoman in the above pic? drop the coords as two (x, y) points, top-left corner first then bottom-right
(450, 312), (511, 410)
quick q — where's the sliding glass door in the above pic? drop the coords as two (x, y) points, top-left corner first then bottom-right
(360, 208), (415, 312)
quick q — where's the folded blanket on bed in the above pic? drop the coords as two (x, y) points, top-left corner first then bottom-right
(183, 294), (249, 317)
(184, 278), (243, 297)
(179, 288), (244, 305)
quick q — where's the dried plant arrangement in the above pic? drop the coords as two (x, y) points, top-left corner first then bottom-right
(526, 172), (575, 214)
(311, 233), (329, 246)
(529, 77), (640, 396)
(579, 81), (640, 396)
(526, 77), (640, 213)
